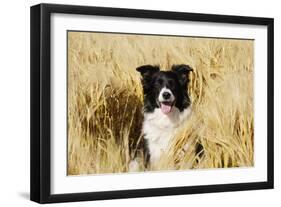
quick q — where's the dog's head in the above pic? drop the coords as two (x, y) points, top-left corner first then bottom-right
(136, 64), (193, 114)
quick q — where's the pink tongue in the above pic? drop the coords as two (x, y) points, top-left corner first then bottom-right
(161, 103), (172, 114)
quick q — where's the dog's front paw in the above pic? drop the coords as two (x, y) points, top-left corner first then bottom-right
(128, 159), (140, 172)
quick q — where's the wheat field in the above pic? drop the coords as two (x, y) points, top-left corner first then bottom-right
(67, 31), (254, 175)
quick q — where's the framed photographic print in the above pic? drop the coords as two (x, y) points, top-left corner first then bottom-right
(30, 3), (274, 203)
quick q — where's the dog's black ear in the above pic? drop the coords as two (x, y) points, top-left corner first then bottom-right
(172, 64), (193, 75)
(136, 65), (160, 77)
(172, 64), (193, 84)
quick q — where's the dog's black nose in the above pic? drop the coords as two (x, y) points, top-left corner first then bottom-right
(162, 92), (171, 99)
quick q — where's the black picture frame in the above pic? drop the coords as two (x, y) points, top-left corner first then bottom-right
(30, 3), (274, 204)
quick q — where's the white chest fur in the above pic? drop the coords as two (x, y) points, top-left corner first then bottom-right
(142, 106), (191, 166)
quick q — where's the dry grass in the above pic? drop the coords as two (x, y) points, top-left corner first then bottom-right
(67, 31), (254, 175)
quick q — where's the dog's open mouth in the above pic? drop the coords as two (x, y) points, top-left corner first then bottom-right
(160, 101), (174, 114)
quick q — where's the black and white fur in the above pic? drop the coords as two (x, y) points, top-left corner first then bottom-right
(130, 64), (193, 170)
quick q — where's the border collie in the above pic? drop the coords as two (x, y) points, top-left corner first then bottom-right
(130, 64), (193, 170)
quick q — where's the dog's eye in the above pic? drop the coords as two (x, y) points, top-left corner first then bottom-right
(168, 80), (174, 86)
(157, 79), (163, 85)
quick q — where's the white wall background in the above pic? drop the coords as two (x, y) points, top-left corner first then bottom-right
(0, 0), (279, 206)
